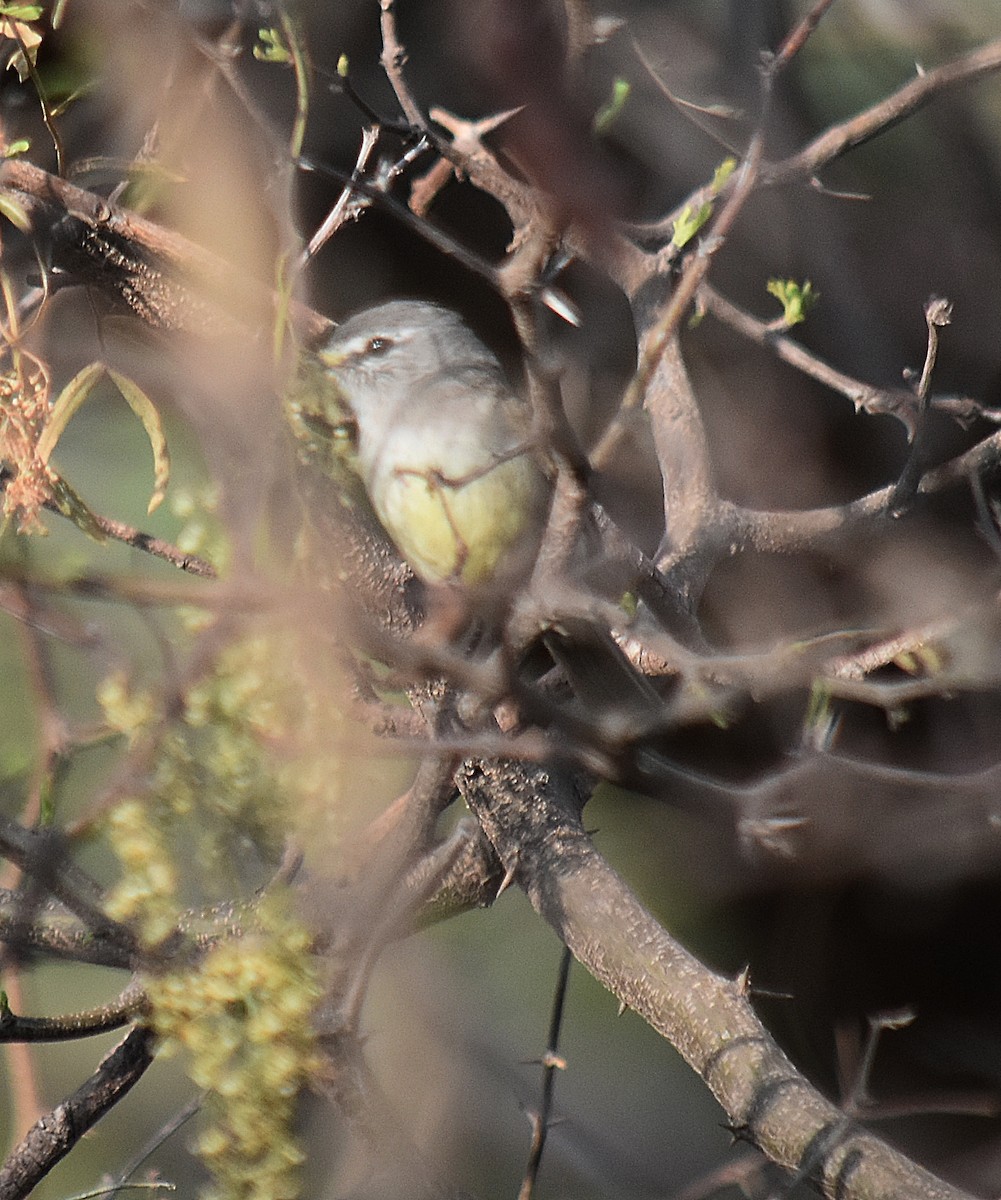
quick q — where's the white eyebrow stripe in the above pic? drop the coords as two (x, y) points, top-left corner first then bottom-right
(340, 335), (378, 358)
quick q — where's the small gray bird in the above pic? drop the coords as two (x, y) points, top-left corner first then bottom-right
(316, 301), (550, 587)
(310, 300), (665, 731)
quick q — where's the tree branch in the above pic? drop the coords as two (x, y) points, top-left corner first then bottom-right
(0, 1026), (156, 1200)
(0, 158), (331, 343)
(763, 37), (1001, 188)
(458, 759), (975, 1200)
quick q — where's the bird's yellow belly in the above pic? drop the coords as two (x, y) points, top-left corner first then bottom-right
(378, 453), (543, 585)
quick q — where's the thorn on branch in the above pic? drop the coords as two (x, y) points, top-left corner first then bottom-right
(722, 1121), (756, 1146)
(496, 860), (518, 897)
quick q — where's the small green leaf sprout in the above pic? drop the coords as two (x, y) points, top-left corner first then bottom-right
(766, 277), (819, 326)
(254, 26), (292, 64)
(671, 156), (737, 249)
(594, 78), (631, 134)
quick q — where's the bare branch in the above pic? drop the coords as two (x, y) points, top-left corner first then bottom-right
(378, 0), (426, 130)
(770, 0), (840, 71)
(699, 282), (932, 436)
(890, 297), (952, 512)
(0, 1026), (156, 1200)
(0, 158), (331, 343)
(0, 820), (138, 964)
(0, 889), (134, 969)
(459, 759), (975, 1200)
(0, 979), (146, 1043)
(764, 37), (1001, 188)
(518, 945), (571, 1200)
(300, 124), (381, 265)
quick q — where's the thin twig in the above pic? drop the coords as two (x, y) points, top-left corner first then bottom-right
(842, 1009), (916, 1115)
(628, 37), (744, 161)
(764, 37), (1001, 187)
(632, 35), (1001, 258)
(70, 508), (217, 577)
(771, 0), (840, 70)
(971, 470), (1001, 562)
(378, 0), (426, 129)
(105, 1095), (202, 1200)
(518, 945), (571, 1200)
(698, 281), (967, 438)
(0, 979), (146, 1043)
(300, 125), (380, 266)
(890, 296), (952, 512)
(297, 155), (501, 292)
(593, 43), (782, 477)
(12, 27), (65, 177)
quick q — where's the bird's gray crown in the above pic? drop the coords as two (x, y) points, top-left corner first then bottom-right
(320, 300), (498, 386)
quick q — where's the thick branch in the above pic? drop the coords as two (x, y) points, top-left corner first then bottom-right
(0, 1026), (156, 1200)
(0, 889), (134, 969)
(459, 759), (974, 1200)
(643, 332), (716, 558)
(0, 821), (138, 963)
(0, 158), (330, 343)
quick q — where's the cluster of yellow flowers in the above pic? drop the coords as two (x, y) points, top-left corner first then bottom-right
(98, 606), (346, 1198)
(147, 895), (322, 1200)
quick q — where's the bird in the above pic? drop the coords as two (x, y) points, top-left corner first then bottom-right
(305, 298), (667, 746)
(315, 300), (550, 590)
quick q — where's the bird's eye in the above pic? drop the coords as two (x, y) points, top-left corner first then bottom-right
(366, 336), (393, 356)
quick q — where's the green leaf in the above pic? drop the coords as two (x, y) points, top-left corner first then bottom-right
(0, 192), (30, 231)
(709, 705), (733, 730)
(803, 681), (836, 749)
(671, 201), (712, 249)
(336, 54), (349, 78)
(36, 361), (105, 465)
(670, 158), (739, 250)
(711, 156), (737, 193)
(2, 138), (29, 157)
(38, 362), (170, 516)
(0, 5), (43, 19)
(254, 26), (291, 64)
(108, 369), (170, 513)
(766, 278), (819, 326)
(594, 77), (631, 135)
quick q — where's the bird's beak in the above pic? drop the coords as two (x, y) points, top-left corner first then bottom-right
(317, 345), (347, 369)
